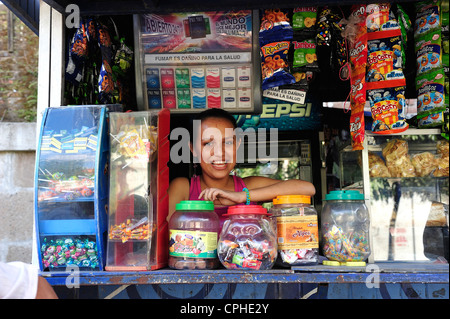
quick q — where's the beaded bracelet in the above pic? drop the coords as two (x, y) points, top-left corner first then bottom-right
(242, 187), (250, 205)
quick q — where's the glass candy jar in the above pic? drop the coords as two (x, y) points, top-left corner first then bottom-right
(218, 205), (277, 270)
(270, 195), (319, 267)
(321, 190), (370, 264)
(168, 200), (220, 270)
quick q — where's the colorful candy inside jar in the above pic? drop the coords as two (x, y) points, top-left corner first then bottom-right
(269, 195), (319, 267)
(321, 190), (370, 264)
(218, 205), (277, 270)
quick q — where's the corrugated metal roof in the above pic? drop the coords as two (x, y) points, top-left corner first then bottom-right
(1, 0), (39, 35)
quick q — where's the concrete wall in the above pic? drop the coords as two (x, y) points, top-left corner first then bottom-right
(0, 122), (36, 263)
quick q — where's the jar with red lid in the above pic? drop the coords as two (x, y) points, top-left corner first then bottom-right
(217, 205), (277, 270)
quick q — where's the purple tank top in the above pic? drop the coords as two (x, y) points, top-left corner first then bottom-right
(189, 175), (253, 229)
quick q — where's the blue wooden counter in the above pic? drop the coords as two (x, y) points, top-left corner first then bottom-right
(41, 262), (449, 299)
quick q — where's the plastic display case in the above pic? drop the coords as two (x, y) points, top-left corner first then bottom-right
(339, 129), (449, 263)
(105, 109), (170, 271)
(34, 105), (116, 271)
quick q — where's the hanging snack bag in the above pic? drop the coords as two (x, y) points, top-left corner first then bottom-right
(366, 3), (400, 32)
(366, 29), (405, 83)
(290, 39), (319, 71)
(414, 0), (441, 39)
(291, 7), (318, 39)
(367, 85), (409, 134)
(416, 68), (446, 116)
(415, 31), (443, 76)
(260, 41), (296, 90)
(65, 20), (89, 85)
(259, 9), (293, 46)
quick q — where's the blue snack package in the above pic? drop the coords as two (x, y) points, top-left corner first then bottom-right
(259, 9), (293, 46)
(260, 41), (296, 90)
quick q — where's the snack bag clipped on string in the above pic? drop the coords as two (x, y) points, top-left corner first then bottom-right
(367, 85), (408, 134)
(414, 0), (441, 39)
(366, 3), (400, 32)
(290, 39), (319, 71)
(416, 68), (446, 116)
(65, 20), (89, 85)
(291, 7), (318, 39)
(259, 9), (293, 46)
(366, 29), (405, 84)
(260, 41), (296, 90)
(415, 31), (443, 76)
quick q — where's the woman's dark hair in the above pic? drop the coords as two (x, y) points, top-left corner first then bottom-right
(189, 109), (237, 142)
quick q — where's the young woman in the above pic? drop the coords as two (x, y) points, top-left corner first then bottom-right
(167, 109), (315, 225)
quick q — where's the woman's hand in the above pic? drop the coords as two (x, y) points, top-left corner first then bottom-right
(198, 188), (246, 206)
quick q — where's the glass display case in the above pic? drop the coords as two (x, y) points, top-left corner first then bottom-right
(34, 105), (115, 271)
(105, 109), (170, 271)
(339, 129), (449, 263)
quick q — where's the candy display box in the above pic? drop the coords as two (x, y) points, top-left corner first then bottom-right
(105, 109), (170, 271)
(34, 105), (120, 271)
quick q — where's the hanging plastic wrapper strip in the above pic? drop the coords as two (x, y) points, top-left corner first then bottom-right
(342, 6), (368, 151)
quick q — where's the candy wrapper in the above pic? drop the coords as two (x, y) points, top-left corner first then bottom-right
(291, 7), (318, 39)
(41, 237), (99, 269)
(260, 41), (296, 90)
(259, 9), (293, 46)
(416, 69), (446, 116)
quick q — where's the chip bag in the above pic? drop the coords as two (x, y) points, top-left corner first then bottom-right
(366, 29), (405, 84)
(416, 68), (446, 116)
(259, 9), (293, 46)
(415, 31), (443, 76)
(367, 85), (409, 134)
(414, 0), (441, 39)
(260, 41), (296, 90)
(291, 7), (318, 39)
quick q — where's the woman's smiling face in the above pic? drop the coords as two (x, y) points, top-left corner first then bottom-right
(191, 117), (240, 180)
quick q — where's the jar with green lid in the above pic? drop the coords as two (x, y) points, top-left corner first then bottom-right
(168, 200), (220, 270)
(321, 190), (370, 264)
(269, 195), (319, 267)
